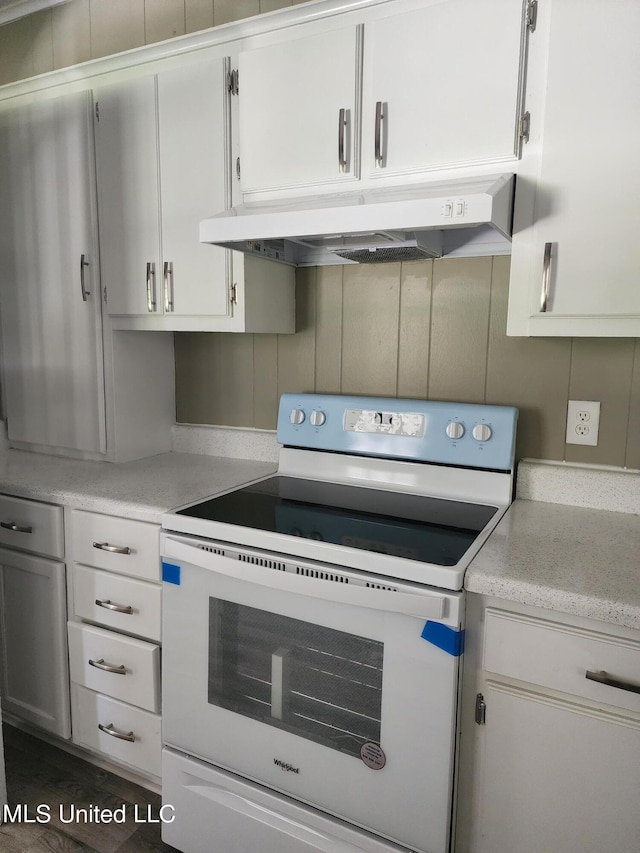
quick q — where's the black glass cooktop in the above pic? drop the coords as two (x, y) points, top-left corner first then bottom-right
(177, 476), (498, 567)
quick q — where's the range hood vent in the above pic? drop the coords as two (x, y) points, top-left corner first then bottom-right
(328, 232), (444, 264)
(200, 174), (515, 267)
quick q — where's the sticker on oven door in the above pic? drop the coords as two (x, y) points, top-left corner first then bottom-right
(360, 742), (386, 770)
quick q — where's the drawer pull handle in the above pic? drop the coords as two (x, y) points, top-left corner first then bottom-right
(1, 521), (33, 534)
(585, 669), (640, 695)
(93, 542), (131, 555)
(95, 599), (133, 615)
(98, 723), (136, 742)
(89, 658), (127, 675)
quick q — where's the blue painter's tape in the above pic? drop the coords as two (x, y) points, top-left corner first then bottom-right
(421, 621), (465, 657)
(162, 561), (181, 585)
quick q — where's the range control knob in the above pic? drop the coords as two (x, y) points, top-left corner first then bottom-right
(310, 410), (326, 427)
(446, 421), (465, 440)
(289, 408), (305, 425)
(472, 423), (493, 442)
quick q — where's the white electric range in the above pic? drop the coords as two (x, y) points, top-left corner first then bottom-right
(160, 393), (518, 853)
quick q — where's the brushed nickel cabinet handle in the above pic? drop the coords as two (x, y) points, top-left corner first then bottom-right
(374, 100), (385, 168)
(95, 598), (133, 615)
(146, 261), (156, 312)
(98, 723), (136, 742)
(163, 261), (174, 312)
(80, 254), (90, 301)
(0, 521), (33, 534)
(338, 108), (348, 173)
(586, 669), (640, 695)
(89, 658), (127, 675)
(540, 241), (552, 312)
(92, 541), (131, 555)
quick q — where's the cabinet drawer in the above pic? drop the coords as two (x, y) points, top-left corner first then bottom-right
(71, 684), (161, 777)
(0, 494), (64, 559)
(483, 608), (640, 714)
(71, 510), (160, 581)
(68, 621), (160, 712)
(74, 565), (161, 642)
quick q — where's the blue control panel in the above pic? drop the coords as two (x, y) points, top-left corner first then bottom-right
(277, 394), (518, 471)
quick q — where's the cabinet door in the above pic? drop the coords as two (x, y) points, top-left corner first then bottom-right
(157, 58), (231, 318)
(0, 548), (70, 738)
(0, 92), (106, 453)
(95, 76), (161, 316)
(469, 680), (640, 853)
(362, 0), (525, 180)
(239, 25), (361, 195)
(508, 0), (640, 335)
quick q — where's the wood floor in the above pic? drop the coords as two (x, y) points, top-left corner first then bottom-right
(1, 724), (179, 853)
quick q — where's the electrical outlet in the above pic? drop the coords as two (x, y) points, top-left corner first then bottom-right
(566, 400), (600, 446)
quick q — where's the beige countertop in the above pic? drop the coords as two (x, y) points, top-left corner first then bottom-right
(465, 498), (640, 630)
(0, 448), (277, 523)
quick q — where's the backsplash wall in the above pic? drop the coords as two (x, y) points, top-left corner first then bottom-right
(175, 257), (640, 468)
(2, 0), (639, 469)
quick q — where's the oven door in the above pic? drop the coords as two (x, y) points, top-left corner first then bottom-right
(162, 533), (464, 853)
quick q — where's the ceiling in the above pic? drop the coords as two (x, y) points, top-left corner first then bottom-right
(0, 0), (70, 25)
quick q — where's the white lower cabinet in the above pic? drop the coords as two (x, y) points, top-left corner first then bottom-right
(0, 549), (70, 739)
(73, 565), (161, 641)
(0, 495), (70, 738)
(68, 622), (160, 713)
(71, 684), (161, 777)
(70, 510), (161, 582)
(456, 597), (640, 853)
(68, 509), (162, 781)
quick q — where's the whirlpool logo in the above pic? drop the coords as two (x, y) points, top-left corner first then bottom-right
(273, 758), (300, 774)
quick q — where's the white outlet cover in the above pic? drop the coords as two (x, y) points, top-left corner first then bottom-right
(566, 400), (600, 446)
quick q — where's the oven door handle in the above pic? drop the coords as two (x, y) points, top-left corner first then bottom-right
(163, 536), (448, 621)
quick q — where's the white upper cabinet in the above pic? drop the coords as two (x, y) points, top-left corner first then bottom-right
(95, 76), (161, 318)
(237, 0), (527, 200)
(95, 60), (230, 324)
(508, 0), (640, 336)
(157, 63), (230, 319)
(0, 91), (106, 454)
(361, 0), (525, 180)
(238, 26), (361, 195)
(95, 57), (294, 332)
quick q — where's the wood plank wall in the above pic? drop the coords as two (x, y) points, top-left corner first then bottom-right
(0, 1), (307, 81)
(175, 257), (640, 469)
(2, 0), (639, 469)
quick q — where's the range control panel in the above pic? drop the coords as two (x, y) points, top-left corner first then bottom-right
(277, 394), (518, 471)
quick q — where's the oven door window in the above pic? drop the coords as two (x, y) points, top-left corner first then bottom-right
(209, 599), (383, 759)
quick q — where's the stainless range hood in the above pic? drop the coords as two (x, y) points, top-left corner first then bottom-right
(200, 174), (515, 267)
